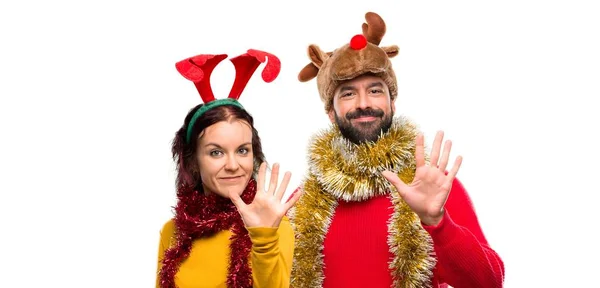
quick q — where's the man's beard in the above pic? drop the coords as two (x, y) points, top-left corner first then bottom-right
(334, 107), (393, 145)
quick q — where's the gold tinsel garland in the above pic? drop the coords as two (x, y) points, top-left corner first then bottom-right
(289, 116), (436, 288)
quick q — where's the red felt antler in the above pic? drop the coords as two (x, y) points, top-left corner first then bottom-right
(228, 49), (281, 100)
(175, 49), (280, 103)
(175, 54), (228, 103)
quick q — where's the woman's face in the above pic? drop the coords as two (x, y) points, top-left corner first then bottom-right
(196, 119), (254, 198)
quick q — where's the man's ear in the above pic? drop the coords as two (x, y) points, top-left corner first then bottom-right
(391, 97), (396, 113)
(328, 109), (336, 123)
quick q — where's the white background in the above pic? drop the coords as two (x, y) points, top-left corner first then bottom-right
(1, 0), (599, 287)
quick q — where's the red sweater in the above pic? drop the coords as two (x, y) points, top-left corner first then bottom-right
(320, 178), (505, 288)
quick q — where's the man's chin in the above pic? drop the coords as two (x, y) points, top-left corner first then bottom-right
(344, 131), (380, 144)
(356, 126), (382, 136)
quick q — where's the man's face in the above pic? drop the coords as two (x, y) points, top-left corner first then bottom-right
(328, 74), (395, 144)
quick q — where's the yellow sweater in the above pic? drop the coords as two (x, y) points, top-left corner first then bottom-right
(156, 216), (295, 288)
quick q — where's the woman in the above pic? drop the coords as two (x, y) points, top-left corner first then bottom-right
(156, 49), (302, 288)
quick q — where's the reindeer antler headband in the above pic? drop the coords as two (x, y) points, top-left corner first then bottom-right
(175, 49), (281, 143)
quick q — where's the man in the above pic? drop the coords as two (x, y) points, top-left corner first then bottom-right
(288, 12), (505, 288)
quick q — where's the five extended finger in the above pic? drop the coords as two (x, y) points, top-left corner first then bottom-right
(268, 163), (280, 195)
(438, 139), (452, 172)
(275, 171), (292, 201)
(283, 186), (303, 212)
(381, 170), (409, 199)
(257, 162), (267, 192)
(429, 131), (444, 167)
(446, 155), (463, 186)
(415, 133), (426, 167)
(228, 189), (247, 211)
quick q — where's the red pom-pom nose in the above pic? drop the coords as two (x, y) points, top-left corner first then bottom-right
(350, 34), (368, 50)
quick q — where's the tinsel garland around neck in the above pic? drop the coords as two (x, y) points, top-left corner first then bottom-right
(289, 116), (437, 288)
(158, 179), (257, 288)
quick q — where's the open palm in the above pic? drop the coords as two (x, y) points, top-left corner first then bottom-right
(229, 162), (302, 228)
(382, 131), (462, 226)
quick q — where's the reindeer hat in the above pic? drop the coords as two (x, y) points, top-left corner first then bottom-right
(298, 12), (399, 112)
(175, 49), (281, 143)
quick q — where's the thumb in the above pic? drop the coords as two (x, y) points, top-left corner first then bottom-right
(381, 170), (409, 198)
(228, 189), (246, 211)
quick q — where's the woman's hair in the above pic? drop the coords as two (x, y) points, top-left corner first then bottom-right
(171, 104), (266, 188)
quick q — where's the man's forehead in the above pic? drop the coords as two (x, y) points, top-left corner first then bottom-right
(337, 77), (385, 91)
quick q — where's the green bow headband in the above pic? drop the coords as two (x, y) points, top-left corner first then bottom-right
(185, 98), (244, 143)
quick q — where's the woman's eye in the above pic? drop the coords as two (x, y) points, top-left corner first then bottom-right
(238, 148), (249, 155)
(210, 150), (223, 157)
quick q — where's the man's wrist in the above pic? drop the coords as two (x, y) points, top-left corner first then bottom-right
(420, 210), (444, 227)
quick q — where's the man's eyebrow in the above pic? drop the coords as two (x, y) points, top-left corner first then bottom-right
(338, 84), (356, 92)
(367, 82), (384, 89)
(339, 81), (384, 92)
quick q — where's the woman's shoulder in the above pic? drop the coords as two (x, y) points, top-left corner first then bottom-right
(159, 218), (176, 238)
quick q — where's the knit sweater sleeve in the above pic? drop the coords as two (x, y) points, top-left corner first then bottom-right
(247, 215), (295, 288)
(422, 178), (505, 288)
(156, 219), (175, 288)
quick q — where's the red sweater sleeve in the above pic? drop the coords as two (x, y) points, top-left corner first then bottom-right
(422, 177), (505, 288)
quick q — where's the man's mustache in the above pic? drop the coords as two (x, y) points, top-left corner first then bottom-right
(346, 108), (384, 120)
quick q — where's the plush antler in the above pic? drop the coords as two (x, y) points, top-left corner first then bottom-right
(298, 63), (319, 82)
(228, 49), (281, 100)
(361, 12), (386, 46)
(175, 54), (228, 103)
(298, 50), (333, 82)
(298, 11), (388, 82)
